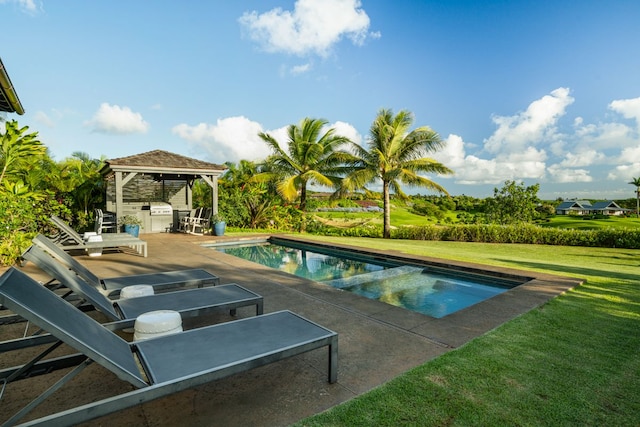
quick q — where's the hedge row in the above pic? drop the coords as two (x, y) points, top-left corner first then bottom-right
(309, 221), (640, 249)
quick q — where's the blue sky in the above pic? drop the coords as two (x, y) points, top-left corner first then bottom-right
(2, 0), (639, 199)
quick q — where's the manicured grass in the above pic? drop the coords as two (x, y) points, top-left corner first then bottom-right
(293, 236), (640, 426)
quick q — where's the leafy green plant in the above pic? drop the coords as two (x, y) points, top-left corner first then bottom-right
(117, 214), (142, 227)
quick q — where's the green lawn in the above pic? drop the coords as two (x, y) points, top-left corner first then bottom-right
(291, 236), (640, 426)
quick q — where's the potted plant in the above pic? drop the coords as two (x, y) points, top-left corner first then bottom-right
(118, 214), (142, 237)
(212, 213), (226, 236)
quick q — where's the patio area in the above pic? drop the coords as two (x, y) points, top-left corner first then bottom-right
(0, 233), (581, 426)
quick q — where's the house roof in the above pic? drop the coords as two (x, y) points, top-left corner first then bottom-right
(100, 150), (226, 177)
(591, 201), (623, 210)
(0, 57), (24, 115)
(556, 200), (591, 210)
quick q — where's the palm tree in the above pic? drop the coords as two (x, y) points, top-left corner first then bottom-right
(629, 177), (640, 218)
(343, 108), (453, 238)
(254, 117), (353, 211)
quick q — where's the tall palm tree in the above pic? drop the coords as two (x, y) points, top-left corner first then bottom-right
(343, 108), (453, 238)
(254, 117), (352, 211)
(629, 177), (640, 218)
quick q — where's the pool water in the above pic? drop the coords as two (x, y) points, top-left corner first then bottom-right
(213, 241), (512, 318)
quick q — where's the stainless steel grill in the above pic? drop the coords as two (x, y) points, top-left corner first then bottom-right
(150, 203), (172, 216)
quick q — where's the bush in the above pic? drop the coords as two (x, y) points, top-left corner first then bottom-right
(390, 223), (640, 249)
(0, 192), (72, 266)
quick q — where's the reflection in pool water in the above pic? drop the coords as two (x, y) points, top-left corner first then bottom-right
(212, 241), (513, 318)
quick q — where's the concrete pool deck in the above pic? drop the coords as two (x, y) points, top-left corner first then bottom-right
(1, 233), (583, 426)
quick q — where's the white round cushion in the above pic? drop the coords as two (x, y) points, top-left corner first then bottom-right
(120, 285), (155, 299)
(133, 310), (183, 341)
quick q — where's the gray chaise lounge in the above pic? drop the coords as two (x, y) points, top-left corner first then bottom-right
(21, 244), (263, 321)
(31, 234), (219, 297)
(49, 215), (147, 257)
(0, 267), (338, 426)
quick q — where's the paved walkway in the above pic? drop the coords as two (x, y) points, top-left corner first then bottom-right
(1, 233), (581, 426)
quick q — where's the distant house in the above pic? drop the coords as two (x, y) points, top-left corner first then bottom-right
(555, 200), (627, 216)
(555, 200), (592, 215)
(589, 201), (626, 216)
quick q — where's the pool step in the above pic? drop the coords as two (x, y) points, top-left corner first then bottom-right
(323, 266), (424, 289)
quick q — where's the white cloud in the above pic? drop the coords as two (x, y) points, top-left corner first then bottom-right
(330, 120), (362, 145)
(86, 103), (149, 134)
(607, 163), (640, 181)
(172, 116), (270, 163)
(547, 164), (592, 183)
(484, 87), (574, 154)
(558, 150), (605, 168)
(290, 63), (312, 75)
(239, 0), (376, 57)
(433, 134), (546, 184)
(609, 97), (640, 127)
(172, 117), (363, 165)
(573, 121), (636, 150)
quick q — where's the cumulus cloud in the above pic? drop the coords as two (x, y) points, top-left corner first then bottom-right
(547, 164), (593, 183)
(330, 120), (362, 145)
(172, 116), (269, 164)
(609, 96), (640, 128)
(433, 134), (546, 185)
(86, 103), (149, 135)
(239, 0), (377, 57)
(172, 117), (362, 164)
(484, 87), (574, 154)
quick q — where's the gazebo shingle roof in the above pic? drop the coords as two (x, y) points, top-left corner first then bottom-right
(106, 150), (225, 171)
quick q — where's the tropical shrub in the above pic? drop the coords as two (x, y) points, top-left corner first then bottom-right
(0, 192), (72, 265)
(391, 224), (640, 249)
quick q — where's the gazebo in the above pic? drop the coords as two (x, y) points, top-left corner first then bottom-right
(100, 150), (227, 233)
(0, 57), (24, 115)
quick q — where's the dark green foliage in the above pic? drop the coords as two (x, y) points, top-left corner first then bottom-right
(485, 180), (541, 224)
(392, 223), (640, 248)
(0, 192), (71, 265)
(410, 200), (445, 220)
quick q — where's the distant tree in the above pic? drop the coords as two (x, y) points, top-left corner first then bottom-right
(629, 177), (640, 218)
(485, 180), (540, 224)
(254, 118), (352, 212)
(342, 109), (453, 238)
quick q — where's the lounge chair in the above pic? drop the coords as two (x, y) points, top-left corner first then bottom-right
(94, 209), (117, 234)
(0, 267), (338, 426)
(20, 244), (263, 321)
(30, 234), (219, 298)
(49, 215), (148, 257)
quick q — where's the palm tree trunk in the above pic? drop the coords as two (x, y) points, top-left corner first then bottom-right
(636, 188), (639, 218)
(300, 184), (307, 212)
(383, 181), (391, 239)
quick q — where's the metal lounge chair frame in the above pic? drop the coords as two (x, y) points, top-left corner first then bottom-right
(30, 234), (220, 298)
(0, 267), (338, 426)
(49, 215), (148, 257)
(94, 209), (117, 234)
(20, 244), (263, 321)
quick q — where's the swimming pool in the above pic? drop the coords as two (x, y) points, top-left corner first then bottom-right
(209, 239), (523, 318)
